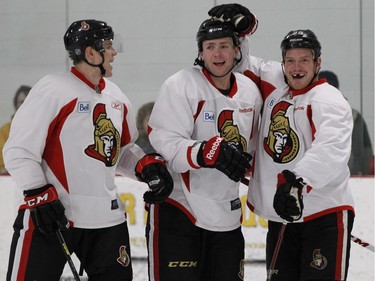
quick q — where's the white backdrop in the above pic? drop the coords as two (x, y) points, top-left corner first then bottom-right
(0, 0), (373, 149)
(0, 176), (373, 280)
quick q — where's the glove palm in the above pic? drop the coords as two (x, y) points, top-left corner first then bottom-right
(208, 3), (258, 35)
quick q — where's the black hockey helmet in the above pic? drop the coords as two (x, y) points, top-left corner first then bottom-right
(64, 19), (114, 61)
(280, 29), (321, 60)
(196, 19), (239, 52)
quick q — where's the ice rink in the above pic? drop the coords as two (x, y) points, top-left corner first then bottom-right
(1, 176), (373, 280)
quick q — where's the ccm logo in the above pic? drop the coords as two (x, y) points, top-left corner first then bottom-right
(26, 194), (50, 207)
(168, 261), (198, 268)
(205, 137), (222, 160)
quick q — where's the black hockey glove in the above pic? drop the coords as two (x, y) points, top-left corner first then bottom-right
(273, 170), (304, 222)
(24, 184), (69, 235)
(135, 153), (173, 204)
(197, 136), (252, 182)
(208, 3), (258, 35)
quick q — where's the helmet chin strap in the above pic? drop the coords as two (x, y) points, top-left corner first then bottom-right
(84, 52), (106, 76)
(194, 49), (242, 78)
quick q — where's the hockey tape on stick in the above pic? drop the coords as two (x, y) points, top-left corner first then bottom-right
(56, 229), (81, 280)
(351, 234), (375, 252)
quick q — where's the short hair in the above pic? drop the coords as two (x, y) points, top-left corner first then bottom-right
(319, 70), (339, 89)
(136, 102), (155, 135)
(13, 85), (31, 109)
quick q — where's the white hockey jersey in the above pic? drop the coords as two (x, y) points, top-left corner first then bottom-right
(236, 37), (355, 223)
(148, 67), (262, 231)
(3, 67), (144, 228)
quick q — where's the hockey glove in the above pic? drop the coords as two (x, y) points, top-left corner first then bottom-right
(273, 170), (304, 222)
(197, 136), (252, 182)
(208, 3), (258, 35)
(135, 153), (173, 204)
(24, 184), (69, 235)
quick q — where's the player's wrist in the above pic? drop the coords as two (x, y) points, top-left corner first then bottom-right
(24, 184), (58, 208)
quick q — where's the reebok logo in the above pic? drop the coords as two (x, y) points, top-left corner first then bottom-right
(206, 137), (222, 160)
(239, 107), (253, 113)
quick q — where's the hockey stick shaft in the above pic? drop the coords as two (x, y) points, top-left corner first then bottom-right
(266, 220), (287, 281)
(241, 177), (250, 185)
(56, 229), (81, 281)
(351, 234), (375, 252)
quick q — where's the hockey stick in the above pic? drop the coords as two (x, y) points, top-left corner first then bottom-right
(351, 234), (375, 252)
(266, 220), (287, 281)
(56, 229), (81, 281)
(241, 177), (250, 185)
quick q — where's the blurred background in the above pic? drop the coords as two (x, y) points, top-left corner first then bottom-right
(0, 0), (373, 152)
(0, 1), (373, 279)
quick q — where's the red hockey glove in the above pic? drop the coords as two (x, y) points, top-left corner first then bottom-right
(208, 3), (258, 36)
(197, 136), (252, 182)
(135, 153), (173, 204)
(273, 170), (304, 222)
(24, 184), (69, 235)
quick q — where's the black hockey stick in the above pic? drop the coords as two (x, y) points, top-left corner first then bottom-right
(56, 229), (81, 281)
(241, 177), (250, 185)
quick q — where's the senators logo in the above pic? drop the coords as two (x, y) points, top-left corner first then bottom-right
(217, 110), (247, 150)
(85, 103), (120, 166)
(264, 101), (299, 163)
(310, 249), (328, 270)
(238, 259), (244, 280)
(117, 245), (131, 267)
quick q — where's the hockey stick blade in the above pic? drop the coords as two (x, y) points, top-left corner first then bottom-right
(351, 234), (375, 252)
(56, 229), (81, 280)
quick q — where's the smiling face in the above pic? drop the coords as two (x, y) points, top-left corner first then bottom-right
(283, 48), (321, 90)
(200, 37), (239, 80)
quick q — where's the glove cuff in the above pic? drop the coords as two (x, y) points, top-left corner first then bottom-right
(277, 170), (304, 189)
(23, 184), (54, 197)
(238, 13), (258, 37)
(197, 136), (224, 167)
(24, 184), (58, 208)
(135, 153), (166, 181)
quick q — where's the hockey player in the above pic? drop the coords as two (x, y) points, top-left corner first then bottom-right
(146, 18), (262, 280)
(208, 4), (355, 281)
(4, 19), (173, 281)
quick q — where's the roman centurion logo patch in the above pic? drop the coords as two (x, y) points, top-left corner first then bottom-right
(310, 249), (328, 270)
(264, 101), (299, 163)
(117, 245), (131, 267)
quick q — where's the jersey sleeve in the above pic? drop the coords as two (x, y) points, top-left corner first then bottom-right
(3, 76), (60, 191)
(148, 77), (198, 173)
(236, 37), (286, 100)
(114, 92), (145, 179)
(293, 88), (353, 189)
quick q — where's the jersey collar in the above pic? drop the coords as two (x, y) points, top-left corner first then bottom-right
(71, 67), (106, 93)
(202, 68), (238, 98)
(289, 78), (326, 97)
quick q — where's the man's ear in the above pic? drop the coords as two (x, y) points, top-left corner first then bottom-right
(84, 46), (95, 61)
(315, 57), (322, 72)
